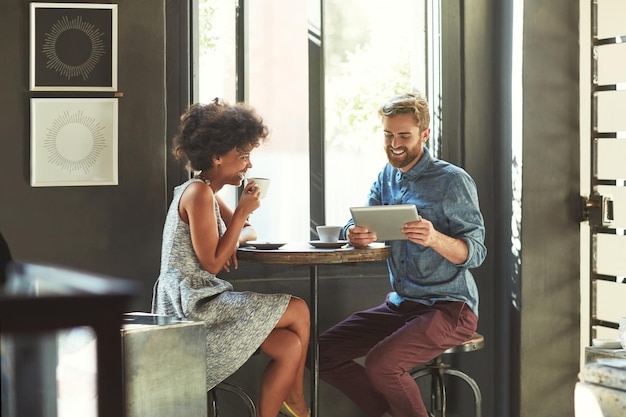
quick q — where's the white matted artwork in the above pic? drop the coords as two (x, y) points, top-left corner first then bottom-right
(30, 2), (118, 91)
(31, 98), (118, 187)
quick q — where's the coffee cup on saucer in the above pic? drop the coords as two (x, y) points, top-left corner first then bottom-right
(316, 225), (342, 243)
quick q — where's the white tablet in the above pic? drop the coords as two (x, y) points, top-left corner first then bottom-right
(350, 204), (419, 241)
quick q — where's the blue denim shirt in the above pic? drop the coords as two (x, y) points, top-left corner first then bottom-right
(343, 147), (486, 316)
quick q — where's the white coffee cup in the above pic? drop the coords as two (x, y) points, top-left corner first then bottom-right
(316, 225), (342, 242)
(247, 177), (270, 199)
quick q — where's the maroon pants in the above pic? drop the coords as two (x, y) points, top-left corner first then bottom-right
(318, 296), (477, 417)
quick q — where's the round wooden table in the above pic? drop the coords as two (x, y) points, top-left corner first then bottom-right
(238, 241), (390, 417)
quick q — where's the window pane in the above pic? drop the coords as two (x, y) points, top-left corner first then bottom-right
(196, 0), (236, 103)
(323, 0), (426, 225)
(246, 0), (310, 241)
(196, 0), (238, 205)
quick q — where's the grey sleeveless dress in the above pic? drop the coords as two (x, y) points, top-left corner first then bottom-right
(151, 178), (290, 390)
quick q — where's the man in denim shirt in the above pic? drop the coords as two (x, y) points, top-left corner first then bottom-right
(318, 92), (486, 417)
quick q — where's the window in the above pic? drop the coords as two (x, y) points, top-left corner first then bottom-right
(195, 0), (431, 240)
(245, 0), (311, 241)
(195, 0), (236, 102)
(195, 0), (238, 205)
(323, 0), (428, 225)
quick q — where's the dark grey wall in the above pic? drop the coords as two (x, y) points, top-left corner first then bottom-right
(519, 1), (580, 417)
(0, 0), (169, 311)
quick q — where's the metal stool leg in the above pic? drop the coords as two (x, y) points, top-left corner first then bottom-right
(210, 381), (257, 417)
(411, 365), (445, 416)
(443, 369), (481, 417)
(207, 389), (219, 417)
(411, 363), (481, 417)
(431, 366), (446, 416)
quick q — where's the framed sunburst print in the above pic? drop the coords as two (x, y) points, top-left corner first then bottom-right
(31, 98), (118, 186)
(30, 3), (118, 91)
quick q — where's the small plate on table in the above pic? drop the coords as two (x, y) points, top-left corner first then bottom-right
(308, 240), (349, 249)
(245, 241), (286, 250)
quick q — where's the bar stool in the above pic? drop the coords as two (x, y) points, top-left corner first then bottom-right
(208, 347), (263, 417)
(409, 333), (484, 417)
(208, 381), (257, 417)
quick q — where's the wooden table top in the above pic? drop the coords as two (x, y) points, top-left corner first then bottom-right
(237, 241), (390, 266)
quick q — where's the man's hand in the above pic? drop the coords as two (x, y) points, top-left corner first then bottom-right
(347, 225), (377, 248)
(403, 216), (469, 264)
(402, 216), (438, 246)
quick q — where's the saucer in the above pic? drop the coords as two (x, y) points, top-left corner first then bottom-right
(245, 241), (286, 250)
(309, 240), (349, 249)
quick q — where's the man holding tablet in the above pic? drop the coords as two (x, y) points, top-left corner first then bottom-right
(317, 92), (486, 417)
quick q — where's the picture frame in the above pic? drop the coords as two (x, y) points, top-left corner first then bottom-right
(31, 98), (119, 187)
(30, 3), (118, 91)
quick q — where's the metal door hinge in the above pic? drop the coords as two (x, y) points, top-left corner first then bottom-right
(580, 194), (614, 226)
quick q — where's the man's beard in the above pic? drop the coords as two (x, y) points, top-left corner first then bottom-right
(385, 146), (419, 169)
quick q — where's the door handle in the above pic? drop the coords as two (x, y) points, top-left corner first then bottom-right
(580, 194), (614, 226)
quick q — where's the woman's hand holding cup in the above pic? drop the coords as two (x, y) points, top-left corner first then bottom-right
(246, 177), (270, 199)
(239, 182), (262, 217)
